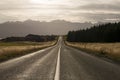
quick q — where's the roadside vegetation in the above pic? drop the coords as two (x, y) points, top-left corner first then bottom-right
(66, 42), (120, 61)
(66, 22), (120, 61)
(0, 41), (56, 62)
(0, 35), (57, 62)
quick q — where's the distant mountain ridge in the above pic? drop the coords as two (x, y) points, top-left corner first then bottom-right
(0, 20), (93, 38)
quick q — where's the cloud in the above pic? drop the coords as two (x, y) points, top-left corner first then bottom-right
(0, 13), (17, 23)
(80, 13), (120, 22)
(79, 3), (120, 11)
(0, 0), (120, 23)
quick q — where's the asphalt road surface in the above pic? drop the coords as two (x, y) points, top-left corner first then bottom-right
(0, 37), (120, 80)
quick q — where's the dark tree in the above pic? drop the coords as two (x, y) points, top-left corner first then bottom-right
(67, 22), (120, 42)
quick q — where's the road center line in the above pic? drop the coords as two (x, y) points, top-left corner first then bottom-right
(54, 46), (61, 80)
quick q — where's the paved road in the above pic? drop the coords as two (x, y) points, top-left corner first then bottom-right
(0, 37), (120, 80)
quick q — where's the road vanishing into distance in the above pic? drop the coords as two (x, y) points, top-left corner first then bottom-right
(0, 37), (120, 80)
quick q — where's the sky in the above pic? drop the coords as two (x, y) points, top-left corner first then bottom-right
(0, 0), (120, 23)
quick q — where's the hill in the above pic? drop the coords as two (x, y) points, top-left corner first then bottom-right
(0, 20), (93, 38)
(1, 34), (56, 42)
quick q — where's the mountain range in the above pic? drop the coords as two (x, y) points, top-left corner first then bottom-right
(0, 20), (94, 38)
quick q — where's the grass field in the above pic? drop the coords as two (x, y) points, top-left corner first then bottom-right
(0, 41), (56, 62)
(66, 42), (120, 61)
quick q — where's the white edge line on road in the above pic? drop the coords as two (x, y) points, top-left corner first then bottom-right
(54, 46), (61, 80)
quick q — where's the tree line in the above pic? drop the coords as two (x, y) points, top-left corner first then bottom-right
(1, 34), (57, 42)
(67, 22), (120, 42)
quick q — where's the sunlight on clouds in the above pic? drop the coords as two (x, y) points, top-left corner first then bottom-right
(30, 0), (59, 4)
(0, 0), (120, 23)
(30, 0), (54, 4)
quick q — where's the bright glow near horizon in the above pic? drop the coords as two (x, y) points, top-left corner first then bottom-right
(30, 0), (55, 4)
(0, 0), (120, 23)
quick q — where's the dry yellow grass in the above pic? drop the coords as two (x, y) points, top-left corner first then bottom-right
(66, 42), (120, 60)
(0, 41), (56, 62)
